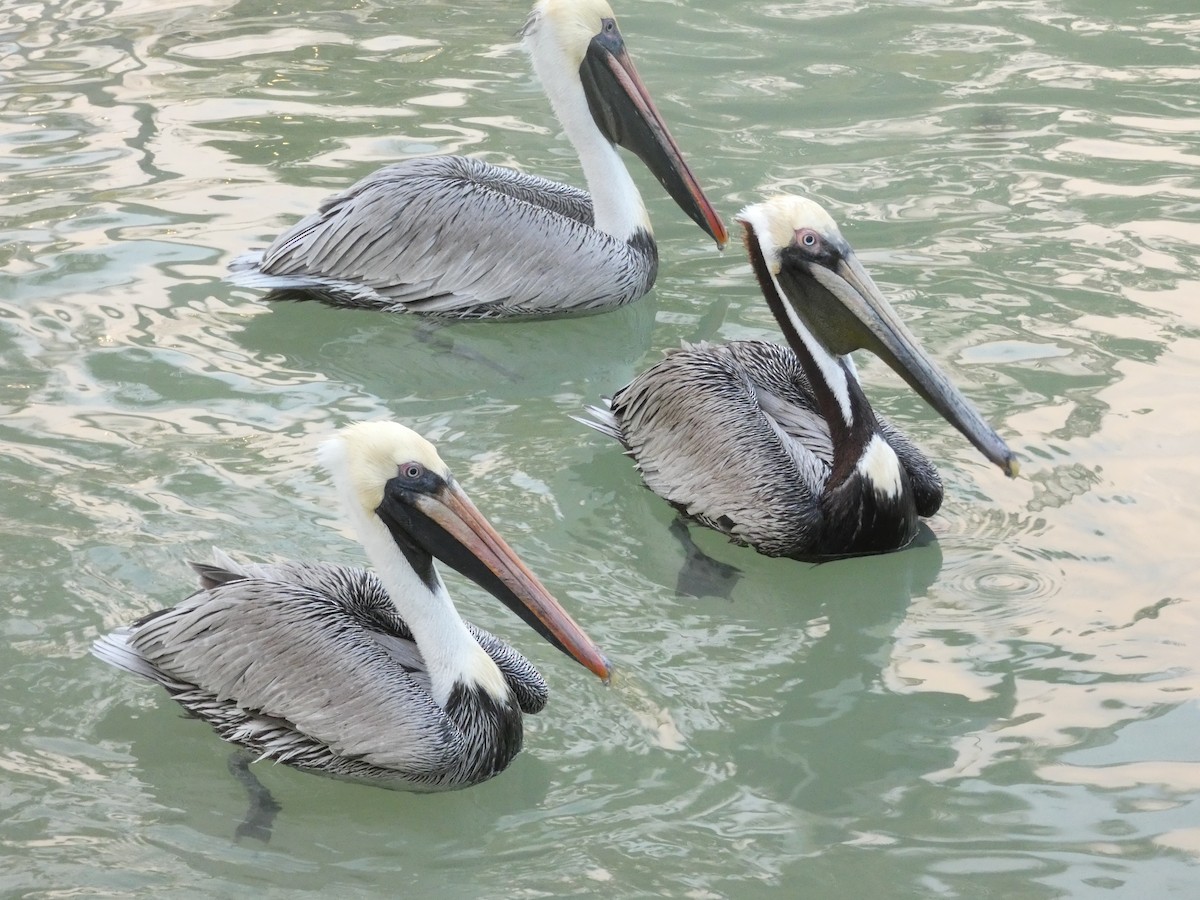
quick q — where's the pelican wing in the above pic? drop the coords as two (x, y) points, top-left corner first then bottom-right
(193, 551), (549, 714)
(231, 156), (654, 318)
(602, 340), (828, 557)
(463, 627), (549, 714)
(722, 340), (834, 470)
(120, 577), (464, 778)
(733, 341), (943, 516)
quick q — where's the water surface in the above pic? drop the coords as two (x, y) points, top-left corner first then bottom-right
(2, 0), (1199, 896)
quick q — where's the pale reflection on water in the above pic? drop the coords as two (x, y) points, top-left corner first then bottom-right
(2, 0), (1200, 895)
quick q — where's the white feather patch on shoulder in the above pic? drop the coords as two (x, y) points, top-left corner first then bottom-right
(856, 433), (903, 499)
(465, 642), (510, 703)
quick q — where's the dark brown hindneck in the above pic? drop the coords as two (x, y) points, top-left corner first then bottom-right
(741, 227), (880, 491)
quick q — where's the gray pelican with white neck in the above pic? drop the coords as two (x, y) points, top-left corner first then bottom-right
(582, 195), (1019, 560)
(226, 0), (727, 318)
(92, 421), (610, 789)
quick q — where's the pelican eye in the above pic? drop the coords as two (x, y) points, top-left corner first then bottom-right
(796, 228), (822, 252)
(602, 18), (616, 34)
(399, 462), (425, 481)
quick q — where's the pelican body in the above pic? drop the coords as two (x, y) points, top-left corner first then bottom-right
(583, 195), (1018, 560)
(227, 0), (727, 318)
(93, 422), (610, 790)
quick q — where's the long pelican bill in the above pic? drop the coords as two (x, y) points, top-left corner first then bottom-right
(396, 480), (612, 681)
(578, 19), (728, 248)
(778, 247), (1019, 478)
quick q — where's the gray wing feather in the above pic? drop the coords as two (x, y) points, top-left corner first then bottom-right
(573, 401), (621, 442)
(584, 340), (944, 556)
(598, 340), (828, 557)
(125, 580), (462, 777)
(721, 347), (942, 515)
(195, 551), (547, 713)
(229, 156), (654, 318)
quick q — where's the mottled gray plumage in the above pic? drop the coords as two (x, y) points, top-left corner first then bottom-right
(583, 340), (942, 558)
(228, 156), (657, 318)
(224, 0), (732, 317)
(93, 550), (547, 789)
(581, 192), (1019, 560)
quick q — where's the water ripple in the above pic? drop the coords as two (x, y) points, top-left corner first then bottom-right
(2, 0), (1200, 895)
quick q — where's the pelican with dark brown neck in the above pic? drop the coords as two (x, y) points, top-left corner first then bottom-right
(583, 195), (1018, 559)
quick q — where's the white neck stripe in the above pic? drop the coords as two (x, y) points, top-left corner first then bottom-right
(770, 271), (855, 427)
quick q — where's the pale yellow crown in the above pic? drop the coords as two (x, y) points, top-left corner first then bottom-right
(525, 0), (618, 69)
(735, 195), (843, 274)
(320, 421), (449, 515)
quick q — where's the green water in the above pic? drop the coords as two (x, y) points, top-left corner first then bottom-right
(2, 0), (1199, 896)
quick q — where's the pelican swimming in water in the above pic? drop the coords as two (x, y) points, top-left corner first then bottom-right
(92, 421), (610, 790)
(226, 0), (727, 318)
(581, 195), (1019, 560)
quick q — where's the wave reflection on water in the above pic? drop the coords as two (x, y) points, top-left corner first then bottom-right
(2, 0), (1200, 895)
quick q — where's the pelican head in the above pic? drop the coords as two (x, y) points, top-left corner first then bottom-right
(737, 195), (1019, 478)
(322, 421), (611, 679)
(523, 0), (727, 247)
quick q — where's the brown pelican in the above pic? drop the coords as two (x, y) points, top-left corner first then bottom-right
(226, 0), (728, 318)
(581, 195), (1019, 559)
(92, 421), (610, 790)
